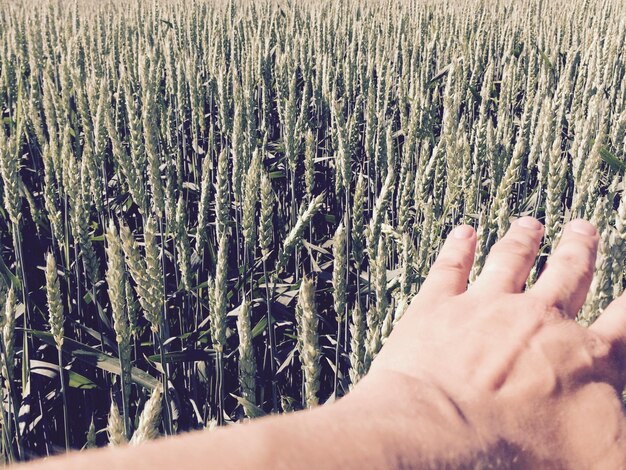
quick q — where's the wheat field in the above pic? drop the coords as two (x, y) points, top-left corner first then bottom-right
(0, 0), (624, 461)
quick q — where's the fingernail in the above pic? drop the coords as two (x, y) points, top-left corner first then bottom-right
(517, 216), (543, 230)
(569, 219), (596, 236)
(453, 225), (474, 239)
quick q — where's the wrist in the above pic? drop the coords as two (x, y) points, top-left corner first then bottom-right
(339, 369), (511, 469)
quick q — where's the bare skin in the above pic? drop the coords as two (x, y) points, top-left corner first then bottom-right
(21, 217), (626, 469)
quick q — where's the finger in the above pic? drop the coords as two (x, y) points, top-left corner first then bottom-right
(471, 216), (544, 293)
(589, 295), (626, 371)
(529, 219), (598, 317)
(418, 224), (476, 300)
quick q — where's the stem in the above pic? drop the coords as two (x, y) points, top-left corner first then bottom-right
(58, 347), (70, 451)
(156, 330), (174, 436)
(262, 257), (278, 411)
(215, 351), (225, 425)
(10, 225), (26, 459)
(343, 190), (352, 395)
(91, 284), (108, 386)
(118, 347), (131, 440)
(333, 319), (342, 398)
(0, 340), (16, 463)
(5, 366), (22, 460)
(12, 226), (28, 327)
(0, 385), (15, 463)
(234, 200), (242, 282)
(73, 244), (83, 343)
(156, 216), (174, 436)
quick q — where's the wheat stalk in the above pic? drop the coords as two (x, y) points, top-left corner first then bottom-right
(296, 276), (320, 408)
(130, 383), (163, 445)
(107, 400), (127, 446)
(236, 299), (257, 417)
(105, 221), (132, 439)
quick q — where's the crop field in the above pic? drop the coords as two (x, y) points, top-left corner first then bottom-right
(0, 0), (624, 461)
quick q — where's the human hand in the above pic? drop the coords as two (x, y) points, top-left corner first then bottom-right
(349, 217), (626, 468)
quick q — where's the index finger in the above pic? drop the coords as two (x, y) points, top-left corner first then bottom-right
(417, 224), (477, 303)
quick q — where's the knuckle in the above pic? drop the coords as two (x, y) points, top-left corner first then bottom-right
(586, 333), (613, 361)
(590, 331), (625, 372)
(541, 304), (568, 322)
(432, 254), (467, 274)
(492, 237), (534, 257)
(554, 245), (594, 282)
(585, 332), (626, 388)
(526, 295), (567, 322)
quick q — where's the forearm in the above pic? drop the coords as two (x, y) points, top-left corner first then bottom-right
(19, 399), (406, 470)
(19, 371), (500, 470)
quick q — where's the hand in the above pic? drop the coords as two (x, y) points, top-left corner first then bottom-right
(350, 217), (626, 468)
